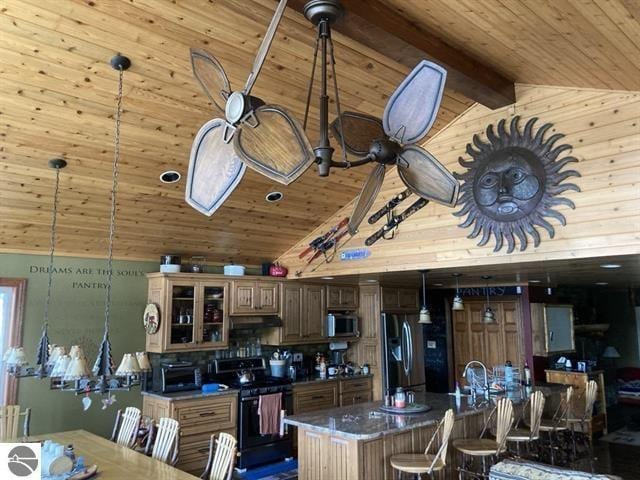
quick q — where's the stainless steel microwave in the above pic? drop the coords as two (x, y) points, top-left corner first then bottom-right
(327, 313), (359, 338)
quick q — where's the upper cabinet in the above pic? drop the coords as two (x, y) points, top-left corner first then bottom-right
(146, 274), (230, 353)
(326, 285), (359, 310)
(263, 283), (327, 345)
(230, 280), (280, 315)
(531, 303), (575, 356)
(381, 287), (419, 312)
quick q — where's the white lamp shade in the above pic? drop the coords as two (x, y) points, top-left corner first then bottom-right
(47, 346), (66, 367)
(483, 307), (495, 323)
(3, 346), (16, 363)
(452, 295), (464, 311)
(51, 354), (71, 377)
(135, 352), (151, 371)
(63, 356), (90, 381)
(116, 353), (141, 376)
(69, 345), (85, 359)
(418, 307), (432, 324)
(602, 346), (621, 359)
(7, 347), (28, 367)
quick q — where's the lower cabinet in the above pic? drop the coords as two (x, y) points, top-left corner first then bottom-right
(142, 393), (237, 476)
(339, 377), (373, 406)
(293, 381), (339, 414)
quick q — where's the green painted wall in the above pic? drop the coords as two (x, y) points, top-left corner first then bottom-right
(0, 253), (157, 437)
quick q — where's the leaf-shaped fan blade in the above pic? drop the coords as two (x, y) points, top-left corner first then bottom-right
(186, 118), (246, 216)
(383, 60), (447, 144)
(190, 48), (231, 114)
(331, 111), (385, 156)
(243, 0), (288, 96)
(397, 145), (459, 206)
(348, 163), (386, 235)
(233, 105), (314, 185)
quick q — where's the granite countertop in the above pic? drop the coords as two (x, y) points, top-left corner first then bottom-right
(293, 373), (373, 386)
(284, 386), (563, 441)
(141, 388), (239, 401)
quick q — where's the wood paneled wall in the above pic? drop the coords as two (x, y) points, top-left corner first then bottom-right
(278, 85), (640, 277)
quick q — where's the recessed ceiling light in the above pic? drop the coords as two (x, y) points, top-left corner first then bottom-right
(321, 276), (334, 280)
(159, 170), (181, 183)
(529, 280), (542, 284)
(432, 283), (444, 287)
(600, 264), (622, 269)
(265, 191), (284, 203)
(365, 279), (377, 283)
(595, 282), (609, 286)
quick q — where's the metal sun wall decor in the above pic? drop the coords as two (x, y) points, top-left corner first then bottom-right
(453, 116), (581, 253)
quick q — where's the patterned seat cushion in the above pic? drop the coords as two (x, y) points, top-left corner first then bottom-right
(490, 460), (620, 480)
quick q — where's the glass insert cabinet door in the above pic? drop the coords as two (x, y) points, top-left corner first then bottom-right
(167, 281), (228, 350)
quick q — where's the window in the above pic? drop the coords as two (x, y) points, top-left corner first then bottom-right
(0, 279), (26, 405)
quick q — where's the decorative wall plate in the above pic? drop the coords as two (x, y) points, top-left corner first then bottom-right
(143, 303), (160, 335)
(453, 116), (581, 253)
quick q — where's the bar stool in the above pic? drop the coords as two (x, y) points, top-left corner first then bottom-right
(567, 380), (598, 470)
(453, 398), (514, 479)
(505, 390), (545, 459)
(390, 409), (455, 479)
(538, 386), (573, 465)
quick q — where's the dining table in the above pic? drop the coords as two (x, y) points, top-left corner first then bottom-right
(29, 430), (199, 479)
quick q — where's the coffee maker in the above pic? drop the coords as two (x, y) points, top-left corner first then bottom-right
(329, 342), (348, 366)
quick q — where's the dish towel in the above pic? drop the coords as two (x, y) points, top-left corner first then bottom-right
(258, 392), (282, 436)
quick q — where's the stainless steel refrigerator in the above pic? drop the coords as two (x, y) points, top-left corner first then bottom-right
(381, 313), (426, 395)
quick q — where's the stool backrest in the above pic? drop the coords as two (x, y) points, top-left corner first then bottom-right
(583, 380), (598, 420)
(426, 409), (455, 471)
(113, 406), (141, 448)
(528, 390), (545, 439)
(495, 398), (514, 451)
(0, 405), (30, 441)
(206, 432), (237, 480)
(151, 417), (179, 464)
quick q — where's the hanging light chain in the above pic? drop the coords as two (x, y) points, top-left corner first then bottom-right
(43, 166), (62, 331)
(103, 65), (124, 336)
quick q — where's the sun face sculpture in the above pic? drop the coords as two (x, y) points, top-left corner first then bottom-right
(453, 116), (580, 253)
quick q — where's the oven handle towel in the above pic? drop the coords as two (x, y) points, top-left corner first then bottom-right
(258, 392), (282, 436)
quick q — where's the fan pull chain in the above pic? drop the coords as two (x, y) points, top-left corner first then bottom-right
(103, 65), (124, 338)
(328, 36), (348, 165)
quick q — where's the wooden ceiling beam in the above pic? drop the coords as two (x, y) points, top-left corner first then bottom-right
(287, 0), (515, 109)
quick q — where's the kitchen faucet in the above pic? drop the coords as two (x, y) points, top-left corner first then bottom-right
(462, 360), (490, 400)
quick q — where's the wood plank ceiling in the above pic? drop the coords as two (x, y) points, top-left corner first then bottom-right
(0, 0), (638, 266)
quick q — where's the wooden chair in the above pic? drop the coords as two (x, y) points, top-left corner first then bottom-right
(453, 398), (514, 479)
(567, 380), (598, 470)
(506, 390), (545, 458)
(146, 417), (180, 465)
(390, 409), (455, 479)
(0, 405), (31, 441)
(110, 406), (141, 448)
(201, 432), (237, 480)
(538, 386), (573, 465)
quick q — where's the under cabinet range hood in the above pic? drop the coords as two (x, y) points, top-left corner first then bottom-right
(230, 316), (283, 330)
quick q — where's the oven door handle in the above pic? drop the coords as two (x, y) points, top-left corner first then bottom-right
(241, 393), (292, 402)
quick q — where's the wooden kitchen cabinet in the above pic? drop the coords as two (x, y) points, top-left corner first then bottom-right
(339, 376), (373, 406)
(263, 283), (327, 345)
(145, 273), (230, 353)
(142, 393), (237, 475)
(381, 287), (419, 311)
(327, 285), (359, 310)
(293, 381), (339, 413)
(531, 303), (575, 356)
(230, 279), (280, 315)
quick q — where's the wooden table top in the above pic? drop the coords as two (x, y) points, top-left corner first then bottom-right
(30, 430), (198, 479)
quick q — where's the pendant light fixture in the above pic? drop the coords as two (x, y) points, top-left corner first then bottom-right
(5, 158), (67, 379)
(482, 275), (495, 323)
(50, 55), (150, 403)
(452, 273), (464, 311)
(419, 270), (431, 324)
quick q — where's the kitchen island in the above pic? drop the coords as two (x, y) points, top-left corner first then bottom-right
(285, 388), (562, 480)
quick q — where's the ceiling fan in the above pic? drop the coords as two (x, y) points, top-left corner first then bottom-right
(186, 0), (314, 216)
(331, 60), (460, 235)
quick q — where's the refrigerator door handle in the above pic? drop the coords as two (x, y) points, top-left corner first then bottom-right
(406, 320), (414, 377)
(402, 321), (411, 376)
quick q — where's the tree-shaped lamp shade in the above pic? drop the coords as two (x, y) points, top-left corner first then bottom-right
(92, 334), (115, 377)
